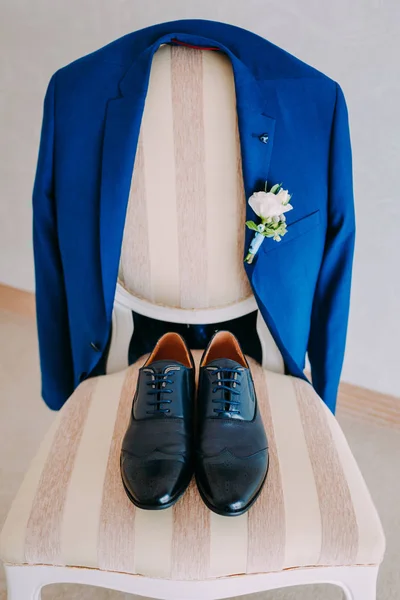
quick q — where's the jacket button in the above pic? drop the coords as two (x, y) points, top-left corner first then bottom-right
(259, 133), (269, 144)
(90, 342), (101, 352)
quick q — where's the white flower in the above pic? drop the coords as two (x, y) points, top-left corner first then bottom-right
(257, 223), (266, 232)
(248, 190), (293, 219)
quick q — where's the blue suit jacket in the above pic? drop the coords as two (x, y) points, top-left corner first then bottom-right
(33, 19), (355, 413)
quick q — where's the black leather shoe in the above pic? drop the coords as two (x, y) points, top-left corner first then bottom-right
(196, 331), (268, 516)
(120, 332), (195, 510)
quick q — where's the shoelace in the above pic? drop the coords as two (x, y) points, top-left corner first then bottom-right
(211, 367), (242, 415)
(145, 371), (176, 414)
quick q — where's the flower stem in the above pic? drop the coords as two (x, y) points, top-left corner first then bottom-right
(244, 252), (255, 264)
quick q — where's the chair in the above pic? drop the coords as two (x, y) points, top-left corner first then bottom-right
(0, 44), (385, 600)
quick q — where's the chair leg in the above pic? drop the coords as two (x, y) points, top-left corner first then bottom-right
(341, 566), (378, 600)
(4, 565), (43, 600)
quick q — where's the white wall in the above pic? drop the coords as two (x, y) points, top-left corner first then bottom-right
(1, 0), (399, 397)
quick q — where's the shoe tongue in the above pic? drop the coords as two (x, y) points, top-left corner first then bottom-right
(205, 358), (245, 418)
(205, 358), (244, 370)
(145, 359), (186, 373)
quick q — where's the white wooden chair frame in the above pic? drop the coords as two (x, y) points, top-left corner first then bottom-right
(1, 290), (382, 599)
(3, 563), (379, 600)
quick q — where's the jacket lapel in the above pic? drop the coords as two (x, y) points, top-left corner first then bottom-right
(238, 107), (277, 282)
(99, 48), (154, 316)
(98, 32), (277, 318)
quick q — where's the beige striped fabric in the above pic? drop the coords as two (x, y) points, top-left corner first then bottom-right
(0, 353), (385, 580)
(118, 44), (252, 309)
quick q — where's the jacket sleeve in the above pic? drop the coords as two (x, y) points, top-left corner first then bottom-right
(32, 72), (75, 410)
(307, 83), (356, 413)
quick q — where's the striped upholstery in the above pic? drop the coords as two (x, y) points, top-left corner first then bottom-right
(118, 44), (252, 309)
(0, 352), (385, 580)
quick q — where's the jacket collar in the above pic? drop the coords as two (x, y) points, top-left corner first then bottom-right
(118, 32), (265, 114)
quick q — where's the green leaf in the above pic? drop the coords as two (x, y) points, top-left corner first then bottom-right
(245, 220), (259, 232)
(270, 183), (280, 194)
(264, 180), (268, 192)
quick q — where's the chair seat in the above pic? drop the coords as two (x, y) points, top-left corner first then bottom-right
(0, 352), (385, 581)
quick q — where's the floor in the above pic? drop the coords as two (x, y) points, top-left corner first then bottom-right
(0, 310), (399, 600)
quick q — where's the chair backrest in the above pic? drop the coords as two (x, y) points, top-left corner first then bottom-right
(109, 44), (283, 376)
(118, 44), (252, 310)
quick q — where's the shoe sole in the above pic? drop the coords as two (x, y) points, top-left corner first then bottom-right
(120, 459), (192, 511)
(195, 456), (270, 517)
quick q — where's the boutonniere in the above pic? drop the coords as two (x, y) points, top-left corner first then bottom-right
(244, 182), (293, 264)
